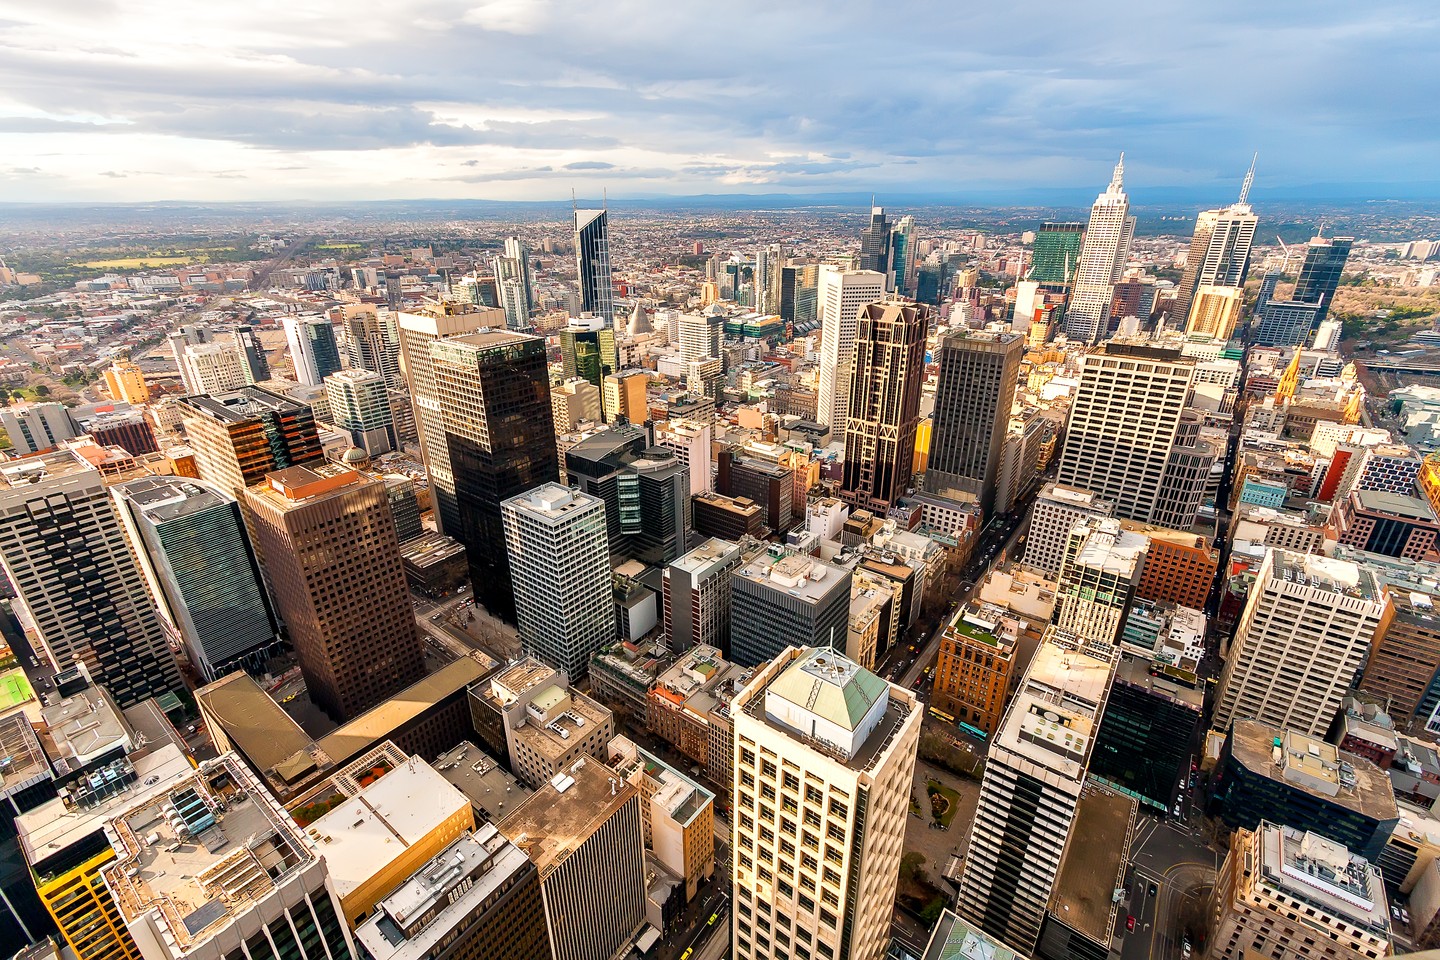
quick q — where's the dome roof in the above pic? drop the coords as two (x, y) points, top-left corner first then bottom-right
(340, 445), (370, 467)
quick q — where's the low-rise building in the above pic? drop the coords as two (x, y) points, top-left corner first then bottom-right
(932, 601), (1020, 739)
(607, 737), (715, 901)
(645, 644), (752, 782)
(470, 657), (614, 789)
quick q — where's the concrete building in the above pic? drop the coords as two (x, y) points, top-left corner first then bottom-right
(730, 646), (921, 960)
(245, 464), (425, 721)
(476, 657), (615, 788)
(502, 484), (612, 682)
(663, 538), (741, 654)
(1184, 284), (1245, 340)
(282, 315), (343, 386)
(656, 418), (713, 496)
(498, 755), (647, 960)
(551, 377), (602, 434)
(104, 359), (150, 405)
(957, 633), (1117, 952)
(693, 491), (765, 542)
(1026, 483), (1115, 579)
(841, 300), (928, 512)
(112, 476), (281, 681)
(926, 330), (1025, 516)
(0, 451), (181, 707)
(178, 342), (248, 395)
(1064, 157), (1135, 344)
(178, 387), (322, 498)
(1, 401), (77, 454)
(919, 911), (1027, 960)
(730, 550), (852, 667)
(1128, 520), (1219, 611)
(1052, 518), (1146, 652)
(1172, 176), (1258, 325)
(645, 644), (753, 780)
(604, 369), (651, 425)
(1214, 550), (1386, 738)
(325, 367), (397, 456)
(932, 601), (1020, 740)
(607, 736), (715, 902)
(1038, 783), (1137, 960)
(340, 305), (403, 389)
(1208, 823), (1391, 960)
(816, 268), (887, 441)
(1362, 586), (1440, 727)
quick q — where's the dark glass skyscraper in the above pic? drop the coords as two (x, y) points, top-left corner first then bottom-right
(1029, 222), (1085, 292)
(575, 209), (615, 323)
(559, 316), (619, 391)
(430, 330), (559, 622)
(927, 330), (1025, 517)
(858, 206), (891, 275)
(565, 425), (692, 566)
(1292, 235), (1355, 324)
(841, 300), (929, 511)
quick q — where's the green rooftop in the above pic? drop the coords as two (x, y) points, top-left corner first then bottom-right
(768, 648), (888, 731)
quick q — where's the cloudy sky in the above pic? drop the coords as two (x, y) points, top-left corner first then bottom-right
(0, 0), (1435, 203)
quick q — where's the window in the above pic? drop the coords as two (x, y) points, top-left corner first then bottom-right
(806, 785), (823, 804)
(828, 799), (848, 819)
(826, 823), (846, 843)
(761, 783), (777, 801)
(783, 772), (800, 791)
(741, 748), (756, 766)
(823, 866), (842, 886)
(820, 908), (837, 928)
(763, 760), (777, 778)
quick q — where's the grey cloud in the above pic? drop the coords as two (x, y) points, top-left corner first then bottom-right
(564, 161), (615, 170)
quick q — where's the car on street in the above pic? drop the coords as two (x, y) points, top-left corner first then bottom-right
(1148, 883), (1157, 897)
(1125, 915), (1135, 932)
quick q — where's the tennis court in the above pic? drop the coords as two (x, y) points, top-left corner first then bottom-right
(0, 670), (33, 708)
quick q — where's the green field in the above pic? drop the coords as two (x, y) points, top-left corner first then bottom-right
(79, 255), (199, 269)
(0, 670), (33, 708)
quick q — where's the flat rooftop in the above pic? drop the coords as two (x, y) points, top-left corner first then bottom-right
(995, 637), (1116, 779)
(736, 551), (846, 604)
(1354, 489), (1437, 522)
(1070, 519), (1146, 577)
(0, 712), (50, 797)
(669, 538), (741, 576)
(1269, 550), (1381, 602)
(180, 386), (304, 422)
(1229, 719), (1397, 822)
(0, 448), (97, 488)
(115, 476), (230, 520)
(195, 672), (316, 791)
(1050, 783), (1136, 946)
(498, 755), (638, 874)
(1259, 823), (1390, 936)
(510, 688), (610, 762)
(431, 741), (533, 824)
(43, 683), (130, 767)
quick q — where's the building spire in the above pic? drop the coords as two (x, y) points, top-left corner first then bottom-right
(1238, 153), (1257, 205)
(1110, 152), (1125, 191)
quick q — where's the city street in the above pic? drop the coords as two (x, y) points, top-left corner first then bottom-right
(1118, 814), (1219, 960)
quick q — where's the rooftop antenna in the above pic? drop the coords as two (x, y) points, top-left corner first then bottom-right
(1238, 153), (1257, 205)
(571, 188), (577, 213)
(1110, 152), (1125, 191)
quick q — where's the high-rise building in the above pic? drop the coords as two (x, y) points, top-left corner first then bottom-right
(1291, 234), (1356, 325)
(324, 368), (396, 456)
(494, 236), (535, 330)
(816, 268), (886, 441)
(925, 329), (1024, 516)
(178, 387), (323, 498)
(502, 484), (612, 681)
(655, 417), (713, 496)
(1028, 222), (1085, 293)
(551, 377), (603, 434)
(890, 215), (918, 296)
(245, 464), (425, 721)
(1184, 284), (1245, 339)
(565, 427), (691, 566)
(730, 646), (921, 960)
(1056, 340), (1198, 524)
(395, 301), (507, 536)
(1362, 586), (1440, 727)
(857, 205), (892, 277)
(233, 324), (271, 383)
(730, 551), (851, 667)
(1213, 549), (1386, 738)
(282, 315), (343, 386)
(841, 300), (928, 512)
(1052, 518), (1146, 652)
(167, 323), (211, 393)
(103, 359), (150, 404)
(957, 635), (1116, 952)
(1064, 156), (1135, 344)
(178, 342), (248, 395)
(341, 305), (404, 389)
(603, 368), (651, 424)
(1027, 482), (1115, 578)
(113, 477), (281, 682)
(429, 329), (558, 621)
(559, 315), (618, 391)
(664, 538), (742, 653)
(1171, 166), (1259, 324)
(677, 311), (725, 365)
(498, 755), (646, 960)
(575, 209), (615, 324)
(0, 401), (76, 455)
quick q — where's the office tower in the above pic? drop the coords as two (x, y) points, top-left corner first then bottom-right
(559, 315), (618, 390)
(693, 490), (765, 542)
(677, 311), (725, 364)
(1064, 156), (1136, 343)
(1213, 549), (1386, 737)
(1027, 483), (1116, 577)
(0, 713), (55, 950)
(246, 464), (425, 721)
(730, 646), (921, 960)
(429, 329), (557, 620)
(233, 324), (270, 383)
(1056, 341), (1196, 524)
(167, 323), (211, 392)
(754, 244), (784, 313)
(551, 377), (602, 433)
(957, 635), (1116, 951)
(341, 306), (404, 389)
(685, 357), (722, 404)
(282, 315), (343, 386)
(502, 483), (612, 681)
(565, 426), (691, 565)
(816, 268), (886, 440)
(575, 208), (615, 323)
(103, 359), (150, 404)
(0, 401), (76, 454)
(664, 538), (741, 653)
(479, 657), (615, 786)
(0, 451), (181, 708)
(841, 300), (928, 512)
(1208, 824), (1391, 960)
(177, 342), (248, 395)
(730, 551), (851, 666)
(1029, 222), (1085, 293)
(178, 387), (322, 497)
(324, 368), (396, 455)
(494, 236), (535, 330)
(656, 417), (713, 496)
(1131, 524), (1219, 610)
(858, 205), (892, 277)
(1089, 653), (1204, 813)
(925, 329), (1024, 515)
(354, 824), (551, 960)
(932, 601), (1020, 739)
(1362, 587), (1440, 726)
(604, 368), (651, 424)
(498, 755), (646, 960)
(1184, 284), (1245, 339)
(1292, 234), (1356, 325)
(1171, 164), (1259, 324)
(717, 448), (794, 533)
(1052, 518), (1145, 651)
(890, 214), (917, 296)
(396, 301), (507, 536)
(113, 477), (281, 682)
(72, 408), (154, 452)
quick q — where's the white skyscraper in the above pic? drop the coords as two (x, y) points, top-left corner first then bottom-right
(283, 315), (342, 386)
(1064, 155), (1136, 344)
(1171, 158), (1259, 325)
(502, 483), (613, 681)
(731, 646), (920, 960)
(816, 267), (886, 442)
(179, 342), (248, 395)
(656, 417), (713, 496)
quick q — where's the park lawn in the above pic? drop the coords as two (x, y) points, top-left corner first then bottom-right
(80, 255), (200, 269)
(926, 779), (961, 828)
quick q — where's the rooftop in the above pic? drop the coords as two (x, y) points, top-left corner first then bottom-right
(1269, 550), (1381, 602)
(0, 712), (50, 798)
(0, 448), (98, 488)
(497, 755), (637, 874)
(430, 741), (533, 824)
(503, 482), (602, 522)
(994, 635), (1116, 779)
(1050, 783), (1136, 946)
(1069, 519), (1147, 578)
(1354, 489), (1438, 522)
(919, 909), (1025, 960)
(736, 550), (846, 604)
(194, 672), (318, 793)
(1229, 719), (1397, 822)
(1258, 822), (1390, 935)
(509, 686), (611, 762)
(179, 386), (306, 423)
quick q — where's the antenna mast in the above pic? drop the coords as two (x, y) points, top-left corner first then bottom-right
(1238, 153), (1257, 205)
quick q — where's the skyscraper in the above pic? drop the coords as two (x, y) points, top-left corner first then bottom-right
(663, 538), (741, 654)
(1291, 234), (1355, 325)
(857, 205), (892, 277)
(430, 329), (558, 621)
(730, 551), (852, 667)
(1029, 222), (1085, 293)
(575, 208), (615, 324)
(396, 301), (507, 535)
(502, 483), (612, 681)
(104, 358), (150, 404)
(0, 450), (182, 707)
(113, 477), (281, 682)
(282, 315), (343, 386)
(178, 387), (323, 498)
(841, 300), (928, 511)
(926, 329), (1024, 516)
(233, 325), (270, 383)
(178, 342), (248, 395)
(559, 315), (619, 392)
(493, 235), (534, 330)
(1064, 156), (1136, 344)
(730, 646), (921, 960)
(1052, 518), (1146, 653)
(565, 426), (692, 566)
(890, 214), (917, 296)
(245, 464), (425, 721)
(1184, 284), (1245, 339)
(324, 368), (396, 456)
(1171, 161), (1259, 324)
(341, 305), (403, 389)
(816, 268), (886, 441)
